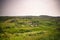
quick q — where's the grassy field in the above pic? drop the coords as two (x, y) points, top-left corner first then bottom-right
(0, 16), (60, 40)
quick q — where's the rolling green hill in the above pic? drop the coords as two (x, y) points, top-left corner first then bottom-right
(0, 15), (60, 40)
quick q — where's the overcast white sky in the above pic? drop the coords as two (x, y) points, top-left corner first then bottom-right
(1, 0), (60, 16)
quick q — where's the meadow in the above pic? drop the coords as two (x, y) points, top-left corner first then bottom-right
(0, 16), (60, 40)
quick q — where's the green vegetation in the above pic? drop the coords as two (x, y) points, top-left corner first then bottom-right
(0, 16), (60, 40)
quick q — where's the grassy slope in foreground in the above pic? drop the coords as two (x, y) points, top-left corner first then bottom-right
(0, 15), (60, 40)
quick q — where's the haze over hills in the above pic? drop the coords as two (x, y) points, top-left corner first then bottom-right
(0, 15), (60, 17)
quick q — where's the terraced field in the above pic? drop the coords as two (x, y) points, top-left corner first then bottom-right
(0, 16), (60, 40)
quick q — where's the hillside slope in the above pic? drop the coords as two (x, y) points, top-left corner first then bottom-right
(0, 15), (60, 40)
